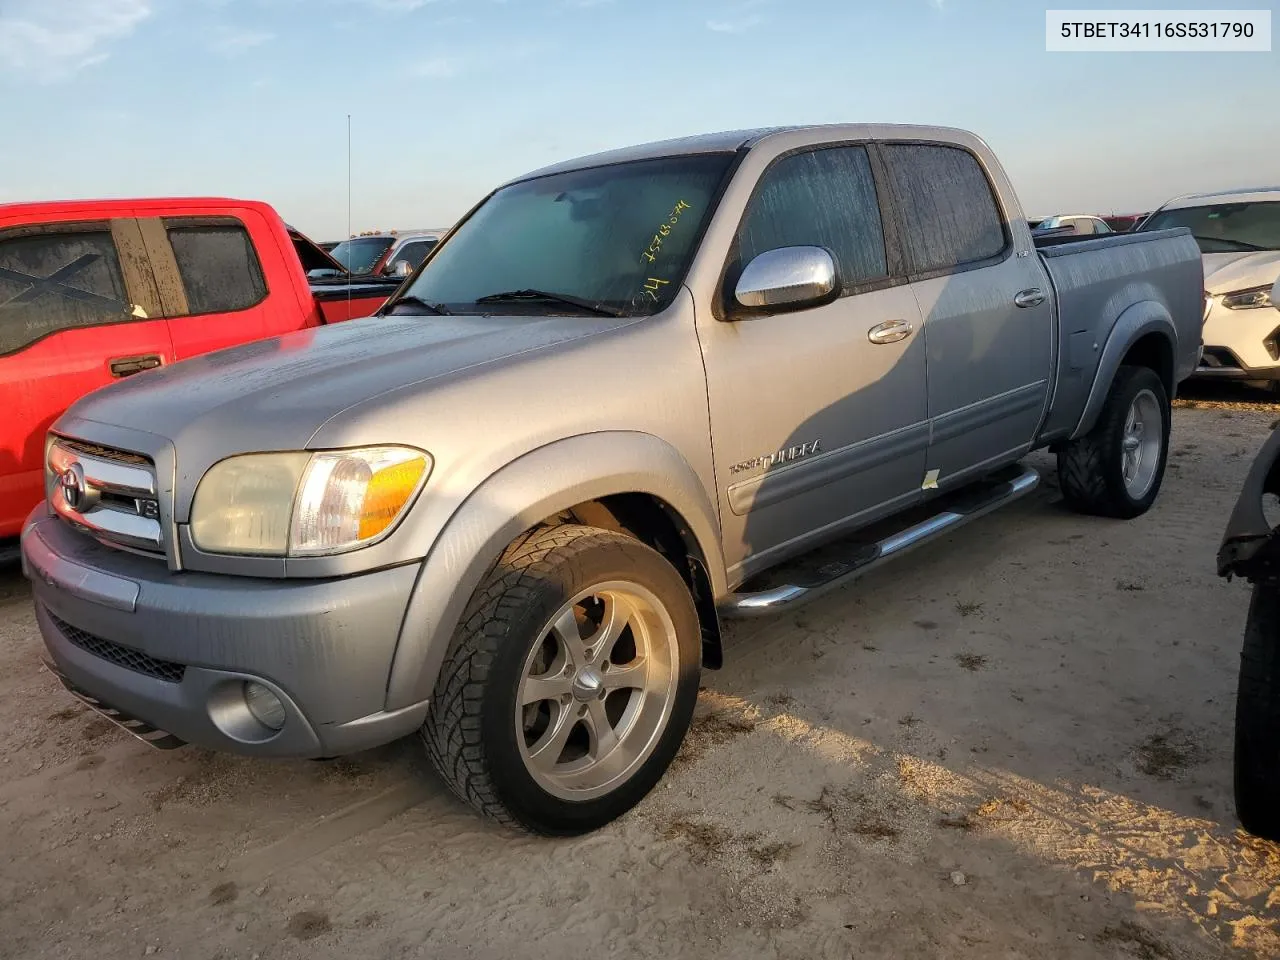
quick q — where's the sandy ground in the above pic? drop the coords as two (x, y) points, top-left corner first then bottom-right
(3, 392), (1280, 960)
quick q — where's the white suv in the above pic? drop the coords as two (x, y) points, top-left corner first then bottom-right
(1138, 188), (1280, 389)
(1033, 214), (1114, 236)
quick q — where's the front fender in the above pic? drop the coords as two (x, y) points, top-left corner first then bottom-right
(1070, 301), (1177, 440)
(1219, 426), (1280, 580)
(383, 431), (725, 712)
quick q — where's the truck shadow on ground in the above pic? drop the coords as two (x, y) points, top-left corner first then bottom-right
(696, 432), (1279, 956)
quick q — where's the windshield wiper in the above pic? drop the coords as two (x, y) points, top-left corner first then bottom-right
(473, 289), (624, 317)
(384, 295), (451, 316)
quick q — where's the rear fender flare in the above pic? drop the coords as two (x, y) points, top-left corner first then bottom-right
(1069, 302), (1176, 440)
(384, 431), (725, 712)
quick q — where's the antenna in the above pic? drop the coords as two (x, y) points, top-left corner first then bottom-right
(346, 113), (352, 318)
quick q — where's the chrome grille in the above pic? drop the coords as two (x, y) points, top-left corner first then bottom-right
(47, 436), (164, 554)
(55, 438), (151, 466)
(47, 608), (186, 684)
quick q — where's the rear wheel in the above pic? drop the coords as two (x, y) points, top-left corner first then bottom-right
(422, 524), (701, 835)
(1057, 365), (1170, 519)
(1236, 583), (1280, 840)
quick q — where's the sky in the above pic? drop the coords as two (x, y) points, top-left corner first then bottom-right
(0, 0), (1276, 239)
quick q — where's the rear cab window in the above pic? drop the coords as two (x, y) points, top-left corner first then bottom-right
(162, 217), (267, 316)
(880, 142), (1009, 276)
(0, 224), (135, 355)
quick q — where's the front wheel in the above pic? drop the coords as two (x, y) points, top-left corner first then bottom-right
(1236, 583), (1280, 840)
(422, 524), (702, 835)
(1057, 365), (1170, 519)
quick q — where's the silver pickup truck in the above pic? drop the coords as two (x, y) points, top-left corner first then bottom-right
(22, 124), (1203, 835)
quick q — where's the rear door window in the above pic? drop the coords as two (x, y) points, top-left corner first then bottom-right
(0, 226), (134, 355)
(737, 145), (889, 289)
(164, 218), (267, 315)
(881, 143), (1008, 274)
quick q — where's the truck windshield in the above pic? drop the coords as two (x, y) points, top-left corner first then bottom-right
(327, 236), (395, 275)
(1141, 201), (1280, 254)
(398, 153), (735, 317)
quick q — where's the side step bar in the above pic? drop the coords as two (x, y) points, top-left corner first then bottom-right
(46, 663), (187, 750)
(720, 464), (1040, 618)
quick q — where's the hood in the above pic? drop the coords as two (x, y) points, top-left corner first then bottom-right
(1203, 250), (1280, 295)
(60, 313), (631, 509)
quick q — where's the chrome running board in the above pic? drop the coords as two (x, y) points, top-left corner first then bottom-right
(46, 663), (187, 750)
(720, 464), (1040, 618)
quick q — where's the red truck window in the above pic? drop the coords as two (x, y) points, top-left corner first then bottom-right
(0, 225), (133, 355)
(163, 218), (267, 315)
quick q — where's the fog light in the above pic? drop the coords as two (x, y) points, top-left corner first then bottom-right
(243, 681), (286, 730)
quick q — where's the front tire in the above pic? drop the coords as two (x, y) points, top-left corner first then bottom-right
(422, 524), (701, 835)
(1236, 583), (1280, 840)
(1057, 365), (1170, 519)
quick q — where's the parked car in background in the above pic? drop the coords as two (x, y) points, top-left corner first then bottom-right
(0, 197), (398, 552)
(317, 229), (450, 280)
(1033, 214), (1114, 237)
(1138, 188), (1280, 390)
(22, 124), (1203, 834)
(1103, 213), (1147, 233)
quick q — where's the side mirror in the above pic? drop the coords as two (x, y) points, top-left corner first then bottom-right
(389, 260), (413, 278)
(734, 246), (838, 313)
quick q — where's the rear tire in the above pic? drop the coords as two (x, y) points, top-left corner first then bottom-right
(1057, 365), (1170, 519)
(422, 524), (701, 835)
(1235, 583), (1280, 840)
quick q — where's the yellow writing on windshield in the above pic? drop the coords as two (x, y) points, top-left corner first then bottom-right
(639, 200), (693, 265)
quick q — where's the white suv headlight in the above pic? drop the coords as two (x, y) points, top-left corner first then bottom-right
(190, 447), (431, 557)
(1221, 284), (1275, 311)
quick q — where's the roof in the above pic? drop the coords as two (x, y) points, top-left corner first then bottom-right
(0, 197), (269, 218)
(1159, 187), (1280, 210)
(1038, 214), (1108, 224)
(512, 128), (790, 183)
(342, 229), (448, 241)
(505, 123), (985, 187)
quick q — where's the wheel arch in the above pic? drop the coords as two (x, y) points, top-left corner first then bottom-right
(384, 432), (726, 712)
(1070, 302), (1177, 441)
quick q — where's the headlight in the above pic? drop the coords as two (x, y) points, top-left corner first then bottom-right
(190, 446), (431, 557)
(1221, 284), (1275, 310)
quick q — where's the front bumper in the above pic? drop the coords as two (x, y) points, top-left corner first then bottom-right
(1192, 346), (1280, 383)
(21, 510), (429, 758)
(1194, 299), (1280, 382)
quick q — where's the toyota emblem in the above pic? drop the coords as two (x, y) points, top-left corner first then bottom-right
(60, 462), (86, 511)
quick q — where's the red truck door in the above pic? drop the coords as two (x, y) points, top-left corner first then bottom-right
(0, 217), (174, 537)
(138, 211), (293, 360)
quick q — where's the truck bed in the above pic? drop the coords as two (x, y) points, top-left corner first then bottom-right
(1035, 227), (1204, 441)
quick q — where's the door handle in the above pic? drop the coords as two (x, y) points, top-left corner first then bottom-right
(1014, 288), (1046, 308)
(109, 354), (162, 378)
(867, 319), (913, 345)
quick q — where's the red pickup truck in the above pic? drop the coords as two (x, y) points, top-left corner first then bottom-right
(0, 197), (400, 547)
